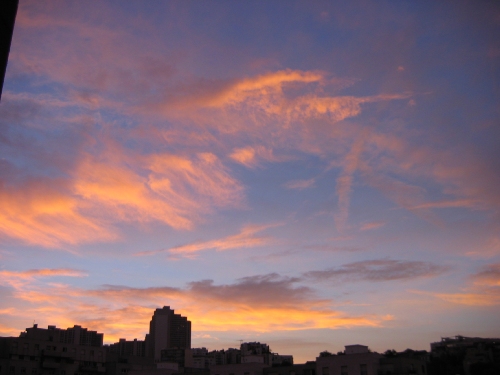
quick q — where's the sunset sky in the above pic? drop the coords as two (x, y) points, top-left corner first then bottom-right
(1, 0), (500, 363)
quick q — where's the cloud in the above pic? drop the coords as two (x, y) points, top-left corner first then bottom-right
(229, 146), (278, 168)
(414, 263), (500, 307)
(82, 275), (385, 332)
(334, 133), (367, 232)
(416, 290), (500, 307)
(135, 223), (278, 257)
(75, 152), (244, 231)
(304, 259), (449, 283)
(284, 179), (316, 190)
(472, 263), (500, 287)
(0, 177), (114, 248)
(0, 146), (244, 247)
(0, 269), (87, 279)
(0, 268), (87, 292)
(0, 271), (388, 339)
(359, 221), (386, 231)
(466, 237), (500, 258)
(409, 199), (481, 210)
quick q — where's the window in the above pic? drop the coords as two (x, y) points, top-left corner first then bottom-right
(340, 366), (348, 375)
(360, 364), (367, 375)
(32, 369), (37, 375)
(9, 366), (15, 374)
(322, 367), (329, 375)
(20, 368), (26, 375)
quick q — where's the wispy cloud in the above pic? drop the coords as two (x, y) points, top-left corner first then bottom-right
(466, 237), (500, 259)
(414, 263), (500, 307)
(334, 133), (367, 232)
(304, 259), (449, 283)
(135, 223), (279, 257)
(229, 146), (278, 168)
(0, 268), (87, 290)
(284, 179), (316, 190)
(360, 221), (386, 231)
(472, 263), (500, 287)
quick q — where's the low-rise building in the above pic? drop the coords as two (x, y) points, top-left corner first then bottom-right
(316, 345), (381, 375)
(0, 324), (106, 375)
(263, 361), (315, 375)
(210, 362), (269, 375)
(378, 349), (429, 375)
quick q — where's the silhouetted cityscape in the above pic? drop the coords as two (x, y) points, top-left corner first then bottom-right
(0, 307), (498, 375)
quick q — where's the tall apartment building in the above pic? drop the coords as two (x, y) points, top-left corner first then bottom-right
(146, 306), (191, 362)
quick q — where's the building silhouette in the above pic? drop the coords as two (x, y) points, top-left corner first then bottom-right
(146, 306), (191, 362)
(0, 324), (106, 375)
(1, 308), (499, 375)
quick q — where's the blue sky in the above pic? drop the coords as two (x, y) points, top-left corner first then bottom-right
(0, 0), (499, 362)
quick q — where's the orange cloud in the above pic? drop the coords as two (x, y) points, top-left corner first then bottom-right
(229, 146), (278, 168)
(75, 152), (243, 231)
(0, 179), (114, 248)
(0, 271), (387, 340)
(202, 70), (324, 108)
(0, 268), (87, 279)
(136, 223), (279, 257)
(472, 263), (500, 287)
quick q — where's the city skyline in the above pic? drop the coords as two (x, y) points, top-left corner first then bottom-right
(1, 0), (500, 364)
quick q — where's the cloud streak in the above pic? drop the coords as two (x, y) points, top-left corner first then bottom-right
(304, 259), (449, 283)
(136, 223), (279, 257)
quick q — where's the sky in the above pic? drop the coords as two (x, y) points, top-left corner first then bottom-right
(1, 0), (500, 363)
